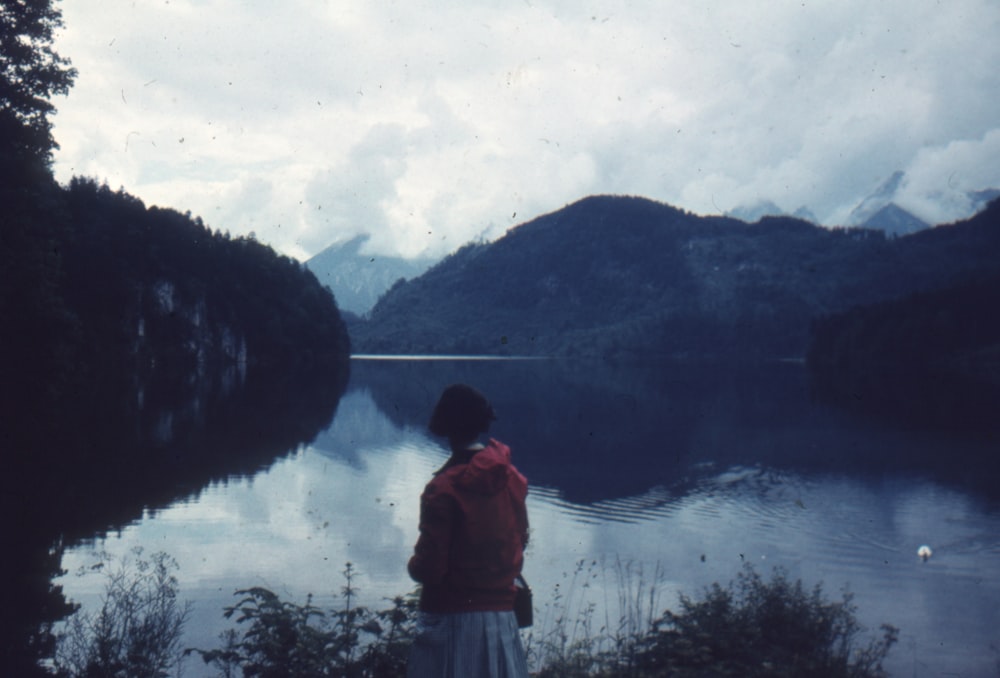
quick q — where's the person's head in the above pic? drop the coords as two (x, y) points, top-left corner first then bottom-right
(428, 384), (496, 444)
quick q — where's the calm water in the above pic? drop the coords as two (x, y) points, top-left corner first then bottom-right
(58, 358), (1000, 676)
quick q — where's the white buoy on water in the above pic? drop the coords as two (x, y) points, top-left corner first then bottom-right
(917, 545), (933, 561)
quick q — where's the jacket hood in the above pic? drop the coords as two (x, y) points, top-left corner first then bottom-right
(453, 439), (522, 496)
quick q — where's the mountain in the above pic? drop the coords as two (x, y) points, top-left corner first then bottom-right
(792, 205), (819, 223)
(351, 194), (1000, 360)
(849, 170), (907, 226)
(970, 188), (1000, 212)
(846, 170), (929, 236)
(725, 201), (818, 225)
(726, 200), (784, 223)
(859, 203), (928, 236)
(727, 173), (997, 237)
(845, 170), (1000, 236)
(306, 235), (435, 316)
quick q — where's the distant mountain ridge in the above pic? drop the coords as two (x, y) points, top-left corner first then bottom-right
(858, 203), (928, 236)
(727, 170), (997, 237)
(844, 170), (930, 236)
(351, 194), (1000, 360)
(848, 170), (908, 225)
(306, 235), (434, 316)
(726, 200), (818, 225)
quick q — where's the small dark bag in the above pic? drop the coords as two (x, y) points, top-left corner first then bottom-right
(514, 574), (533, 628)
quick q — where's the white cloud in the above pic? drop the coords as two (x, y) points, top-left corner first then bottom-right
(51, 0), (1000, 260)
(895, 128), (1000, 224)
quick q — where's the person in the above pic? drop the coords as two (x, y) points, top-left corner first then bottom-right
(406, 384), (530, 678)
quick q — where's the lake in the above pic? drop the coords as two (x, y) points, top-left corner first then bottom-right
(56, 357), (1000, 676)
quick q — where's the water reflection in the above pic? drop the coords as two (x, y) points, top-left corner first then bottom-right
(57, 364), (1000, 677)
(2, 357), (346, 676)
(351, 357), (1000, 502)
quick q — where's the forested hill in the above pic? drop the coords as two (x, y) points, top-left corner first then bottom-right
(352, 194), (1000, 360)
(2, 177), (351, 409)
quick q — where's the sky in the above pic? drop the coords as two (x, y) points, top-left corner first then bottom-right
(50, 0), (1000, 262)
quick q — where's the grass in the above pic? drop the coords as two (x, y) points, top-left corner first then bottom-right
(525, 557), (669, 677)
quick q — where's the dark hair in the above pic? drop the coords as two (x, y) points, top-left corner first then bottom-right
(428, 384), (496, 441)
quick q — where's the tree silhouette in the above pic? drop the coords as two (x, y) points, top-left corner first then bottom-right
(1, 0), (78, 408)
(1, 0), (76, 175)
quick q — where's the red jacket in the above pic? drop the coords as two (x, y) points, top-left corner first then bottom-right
(408, 439), (529, 613)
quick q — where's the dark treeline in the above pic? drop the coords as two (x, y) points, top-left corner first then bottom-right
(808, 273), (1000, 374)
(807, 272), (1000, 434)
(59, 177), (350, 387)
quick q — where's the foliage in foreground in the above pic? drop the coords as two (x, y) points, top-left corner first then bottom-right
(53, 559), (897, 678)
(633, 565), (898, 678)
(527, 561), (897, 678)
(524, 558), (667, 677)
(53, 549), (190, 678)
(185, 563), (417, 678)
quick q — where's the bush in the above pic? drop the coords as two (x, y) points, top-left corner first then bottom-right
(54, 548), (189, 678)
(634, 564), (898, 678)
(186, 563), (417, 678)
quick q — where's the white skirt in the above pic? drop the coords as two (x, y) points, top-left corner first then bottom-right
(406, 610), (529, 678)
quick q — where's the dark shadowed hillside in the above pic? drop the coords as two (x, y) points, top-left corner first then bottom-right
(351, 195), (1000, 360)
(807, 268), (1000, 431)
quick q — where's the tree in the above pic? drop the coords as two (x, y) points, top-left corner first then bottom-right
(1, 0), (76, 175)
(0, 0), (78, 406)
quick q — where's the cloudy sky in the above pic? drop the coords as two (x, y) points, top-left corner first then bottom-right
(50, 0), (1000, 261)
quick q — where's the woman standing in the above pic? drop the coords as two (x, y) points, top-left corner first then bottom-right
(407, 384), (530, 678)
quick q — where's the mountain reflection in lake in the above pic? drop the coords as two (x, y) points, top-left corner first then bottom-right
(58, 358), (1000, 677)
